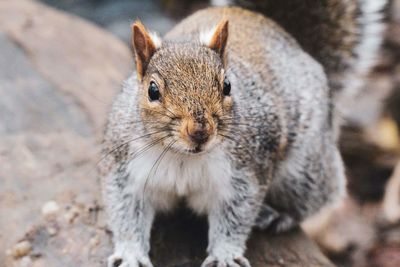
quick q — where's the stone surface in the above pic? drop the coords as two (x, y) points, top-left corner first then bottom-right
(9, 241), (32, 259)
(41, 201), (60, 218)
(0, 33), (91, 136)
(0, 0), (131, 265)
(0, 0), (132, 135)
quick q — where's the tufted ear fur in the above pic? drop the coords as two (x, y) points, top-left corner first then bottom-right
(200, 19), (229, 62)
(131, 21), (161, 81)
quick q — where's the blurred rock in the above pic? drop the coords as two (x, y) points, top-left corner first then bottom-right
(46, 227), (58, 236)
(367, 243), (400, 267)
(41, 201), (60, 219)
(17, 201), (112, 267)
(0, 0), (131, 265)
(383, 162), (400, 224)
(340, 126), (398, 203)
(39, 0), (176, 42)
(19, 256), (33, 267)
(64, 205), (80, 224)
(306, 197), (378, 267)
(0, 0), (131, 135)
(9, 241), (32, 259)
(0, 33), (91, 136)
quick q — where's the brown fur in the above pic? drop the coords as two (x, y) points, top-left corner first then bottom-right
(131, 7), (287, 153)
(229, 0), (385, 93)
(137, 39), (233, 152)
(208, 19), (229, 64)
(132, 21), (158, 81)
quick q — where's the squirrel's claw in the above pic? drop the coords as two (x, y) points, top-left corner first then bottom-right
(108, 254), (124, 267)
(255, 205), (297, 234)
(107, 252), (153, 267)
(201, 255), (251, 267)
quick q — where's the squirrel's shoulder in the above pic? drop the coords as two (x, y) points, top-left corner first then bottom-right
(165, 7), (284, 41)
(165, 6), (300, 67)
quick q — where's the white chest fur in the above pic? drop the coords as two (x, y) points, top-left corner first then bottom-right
(127, 143), (234, 213)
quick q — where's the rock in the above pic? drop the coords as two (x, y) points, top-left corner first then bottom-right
(0, 0), (131, 135)
(0, 32), (92, 136)
(89, 235), (101, 249)
(9, 241), (32, 259)
(41, 201), (60, 218)
(383, 162), (400, 224)
(47, 227), (58, 236)
(64, 206), (80, 224)
(13, 202), (113, 267)
(19, 256), (33, 267)
(0, 0), (131, 265)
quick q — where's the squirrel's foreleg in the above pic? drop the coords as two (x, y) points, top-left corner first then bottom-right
(202, 175), (261, 267)
(104, 165), (155, 267)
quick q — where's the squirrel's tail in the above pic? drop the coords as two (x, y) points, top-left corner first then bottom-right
(212, 0), (387, 117)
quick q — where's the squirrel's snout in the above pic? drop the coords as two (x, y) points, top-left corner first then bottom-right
(188, 129), (209, 145)
(182, 116), (215, 150)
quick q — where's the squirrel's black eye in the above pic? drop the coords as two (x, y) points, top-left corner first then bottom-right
(148, 81), (160, 101)
(223, 77), (231, 96)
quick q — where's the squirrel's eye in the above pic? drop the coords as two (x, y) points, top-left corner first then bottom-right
(223, 77), (231, 96)
(148, 81), (160, 101)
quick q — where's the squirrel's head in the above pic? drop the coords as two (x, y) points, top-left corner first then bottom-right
(132, 19), (232, 155)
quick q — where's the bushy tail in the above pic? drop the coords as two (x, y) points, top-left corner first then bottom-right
(212, 0), (387, 117)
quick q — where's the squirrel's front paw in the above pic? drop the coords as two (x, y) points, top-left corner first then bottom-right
(201, 254), (251, 267)
(107, 251), (153, 267)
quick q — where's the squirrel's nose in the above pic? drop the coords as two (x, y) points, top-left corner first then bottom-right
(188, 129), (209, 145)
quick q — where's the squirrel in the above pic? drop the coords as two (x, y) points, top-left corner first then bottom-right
(100, 1), (386, 266)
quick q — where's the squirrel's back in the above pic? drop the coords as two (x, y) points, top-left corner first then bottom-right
(214, 0), (387, 122)
(166, 7), (296, 69)
(166, 7), (327, 98)
(215, 1), (387, 89)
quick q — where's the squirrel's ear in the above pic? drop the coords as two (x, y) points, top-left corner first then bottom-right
(131, 21), (161, 81)
(201, 19), (229, 61)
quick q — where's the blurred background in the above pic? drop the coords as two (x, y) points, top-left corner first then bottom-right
(1, 0), (400, 266)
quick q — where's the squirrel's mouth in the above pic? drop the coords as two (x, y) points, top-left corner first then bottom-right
(189, 145), (204, 154)
(170, 133), (221, 155)
(168, 144), (208, 156)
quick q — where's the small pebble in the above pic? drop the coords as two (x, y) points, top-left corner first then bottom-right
(47, 227), (57, 236)
(10, 240), (32, 258)
(64, 206), (80, 223)
(89, 235), (100, 248)
(19, 256), (32, 267)
(41, 200), (60, 218)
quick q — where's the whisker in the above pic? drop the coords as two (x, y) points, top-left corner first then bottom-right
(232, 105), (267, 111)
(109, 120), (179, 127)
(219, 115), (264, 121)
(96, 129), (170, 170)
(141, 139), (176, 204)
(128, 135), (171, 162)
(164, 107), (178, 119)
(139, 107), (177, 120)
(218, 133), (238, 142)
(221, 122), (261, 131)
(217, 133), (259, 163)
